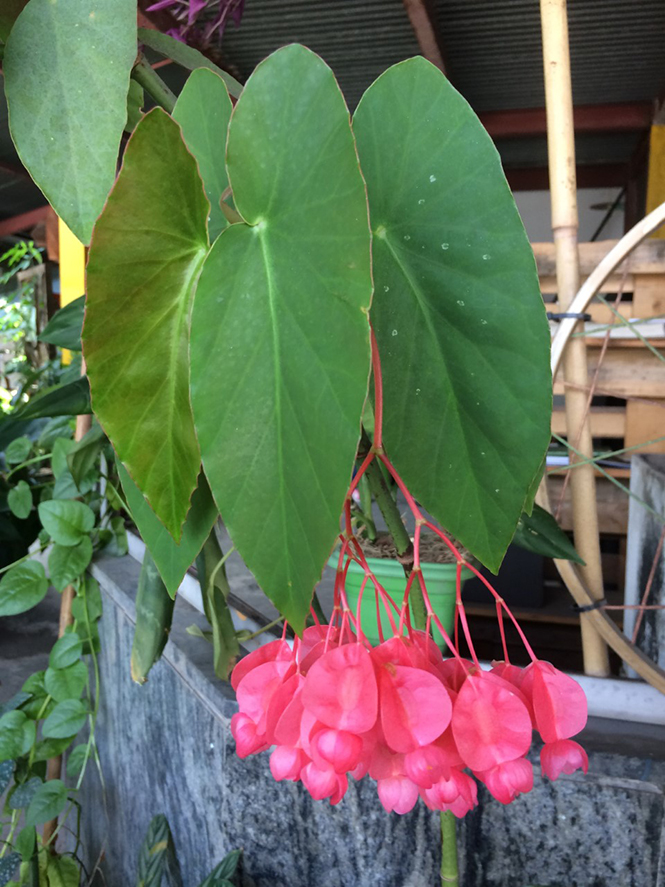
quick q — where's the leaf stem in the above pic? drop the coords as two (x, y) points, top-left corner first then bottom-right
(359, 429), (426, 631)
(131, 56), (177, 114)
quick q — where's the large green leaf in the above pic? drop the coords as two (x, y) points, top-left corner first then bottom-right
(4, 0), (136, 244)
(196, 531), (238, 680)
(513, 504), (585, 564)
(118, 462), (217, 599)
(190, 45), (372, 632)
(131, 551), (176, 684)
(15, 377), (91, 420)
(173, 68), (233, 243)
(138, 28), (242, 98)
(84, 109), (209, 540)
(48, 538), (93, 592)
(353, 59), (552, 571)
(39, 296), (85, 352)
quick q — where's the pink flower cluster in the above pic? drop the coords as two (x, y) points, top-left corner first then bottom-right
(230, 628), (588, 816)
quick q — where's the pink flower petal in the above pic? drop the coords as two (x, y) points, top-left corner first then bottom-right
(525, 661), (587, 742)
(313, 728), (363, 774)
(452, 671), (532, 771)
(270, 745), (307, 781)
(475, 758), (534, 804)
(231, 639), (292, 690)
(301, 762), (338, 801)
(302, 644), (378, 733)
(541, 739), (589, 780)
(377, 776), (419, 814)
(379, 665), (452, 753)
(230, 712), (269, 758)
(236, 659), (292, 729)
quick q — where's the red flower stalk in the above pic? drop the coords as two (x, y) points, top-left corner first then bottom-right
(230, 328), (588, 814)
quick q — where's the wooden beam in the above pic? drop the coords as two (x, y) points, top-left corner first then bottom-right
(401, 0), (446, 73)
(506, 163), (627, 191)
(0, 205), (50, 238)
(533, 238), (665, 276)
(482, 102), (652, 138)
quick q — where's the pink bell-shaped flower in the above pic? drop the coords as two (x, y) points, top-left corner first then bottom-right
(230, 712), (270, 758)
(312, 727), (364, 774)
(452, 671), (532, 771)
(231, 639), (292, 691)
(378, 664), (452, 753)
(541, 739), (589, 780)
(377, 776), (419, 814)
(270, 745), (307, 782)
(475, 757), (534, 804)
(302, 643), (378, 733)
(522, 661), (587, 743)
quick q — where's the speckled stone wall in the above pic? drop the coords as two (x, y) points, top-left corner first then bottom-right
(77, 555), (665, 887)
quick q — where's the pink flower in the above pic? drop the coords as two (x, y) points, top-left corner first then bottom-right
(475, 758), (534, 804)
(521, 661), (587, 743)
(377, 776), (419, 814)
(451, 671), (532, 771)
(541, 739), (589, 781)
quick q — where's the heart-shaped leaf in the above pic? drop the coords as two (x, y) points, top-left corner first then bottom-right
(0, 710), (34, 761)
(118, 462), (218, 599)
(25, 779), (67, 828)
(48, 538), (93, 592)
(46, 855), (81, 887)
(44, 660), (88, 703)
(7, 480), (32, 520)
(38, 500), (95, 546)
(190, 45), (372, 632)
(49, 633), (83, 670)
(353, 59), (552, 571)
(42, 699), (87, 739)
(0, 561), (48, 617)
(84, 109), (210, 540)
(173, 68), (233, 243)
(4, 0), (136, 243)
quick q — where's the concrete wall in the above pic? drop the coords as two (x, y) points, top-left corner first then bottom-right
(77, 554), (665, 887)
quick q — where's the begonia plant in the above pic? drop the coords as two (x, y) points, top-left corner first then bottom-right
(0, 1), (589, 879)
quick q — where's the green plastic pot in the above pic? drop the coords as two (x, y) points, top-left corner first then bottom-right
(329, 554), (472, 648)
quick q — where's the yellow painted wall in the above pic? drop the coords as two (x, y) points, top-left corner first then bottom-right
(57, 218), (86, 364)
(646, 125), (665, 239)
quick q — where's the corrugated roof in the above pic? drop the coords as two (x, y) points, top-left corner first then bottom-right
(1, 0), (664, 230)
(434, 0), (665, 111)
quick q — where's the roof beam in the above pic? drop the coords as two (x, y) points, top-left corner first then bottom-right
(482, 103), (653, 139)
(401, 0), (446, 74)
(0, 205), (50, 238)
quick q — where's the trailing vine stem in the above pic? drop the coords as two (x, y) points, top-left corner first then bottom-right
(131, 55), (177, 113)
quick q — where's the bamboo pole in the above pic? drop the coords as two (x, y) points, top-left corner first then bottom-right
(540, 0), (609, 676)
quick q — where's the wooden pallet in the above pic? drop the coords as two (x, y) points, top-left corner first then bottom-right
(533, 239), (665, 455)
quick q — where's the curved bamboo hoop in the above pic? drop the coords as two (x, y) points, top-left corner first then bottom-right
(537, 201), (665, 693)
